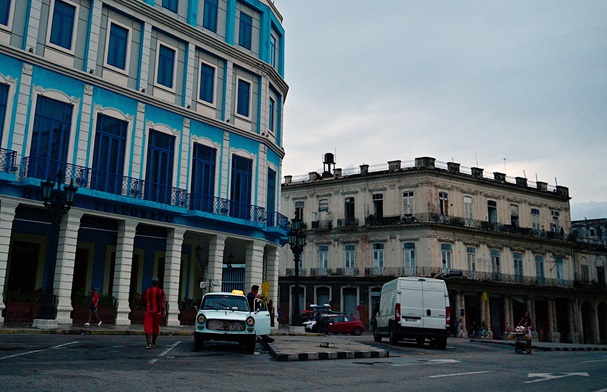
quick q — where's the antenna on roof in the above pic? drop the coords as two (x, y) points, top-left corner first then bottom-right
(475, 153), (479, 167)
(555, 177), (558, 187)
(523, 170), (527, 179)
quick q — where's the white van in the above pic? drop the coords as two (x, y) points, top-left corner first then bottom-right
(372, 277), (450, 349)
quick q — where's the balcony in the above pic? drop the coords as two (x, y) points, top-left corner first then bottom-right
(334, 267), (359, 277)
(336, 217), (359, 228)
(20, 156), (288, 230)
(310, 268), (332, 276)
(0, 148), (17, 174)
(311, 220), (332, 230)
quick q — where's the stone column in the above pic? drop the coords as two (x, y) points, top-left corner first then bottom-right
(547, 299), (561, 342)
(592, 300), (601, 344)
(55, 210), (84, 324)
(0, 199), (18, 325)
(114, 220), (138, 325)
(245, 240), (265, 292)
(206, 235), (227, 291)
(568, 299), (579, 343)
(265, 245), (279, 329)
(164, 227), (186, 327)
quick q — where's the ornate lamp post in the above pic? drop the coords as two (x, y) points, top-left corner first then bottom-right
(38, 172), (77, 319)
(288, 216), (306, 326)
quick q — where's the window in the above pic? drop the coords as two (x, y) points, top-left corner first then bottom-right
(162, 0), (178, 13)
(145, 130), (175, 204)
(28, 96), (72, 179)
(531, 208), (540, 230)
(487, 200), (497, 224)
(514, 252), (523, 279)
(464, 196), (474, 226)
(344, 197), (355, 224)
(318, 245), (328, 269)
(202, 0), (218, 32)
(106, 22), (129, 71)
(0, 0), (13, 27)
(554, 257), (563, 281)
(190, 143), (216, 212)
(318, 199), (328, 212)
(491, 249), (500, 274)
(439, 191), (448, 215)
(372, 243), (384, 272)
(49, 0), (76, 50)
(198, 62), (215, 104)
(269, 34), (278, 68)
(230, 155), (253, 219)
(345, 244), (355, 269)
(511, 204), (519, 227)
(91, 113), (127, 194)
(156, 44), (176, 89)
(236, 78), (251, 118)
(372, 193), (383, 218)
(268, 97), (275, 132)
(294, 201), (304, 220)
(467, 247), (476, 273)
(535, 255), (545, 282)
(402, 191), (414, 215)
(404, 243), (415, 275)
(551, 210), (560, 234)
(266, 168), (276, 221)
(238, 11), (252, 50)
(441, 244), (452, 271)
(0, 83), (8, 142)
(581, 264), (589, 282)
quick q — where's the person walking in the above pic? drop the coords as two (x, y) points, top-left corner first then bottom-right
(85, 288), (102, 326)
(142, 277), (166, 349)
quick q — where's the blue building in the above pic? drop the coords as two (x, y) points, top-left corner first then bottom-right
(0, 0), (288, 327)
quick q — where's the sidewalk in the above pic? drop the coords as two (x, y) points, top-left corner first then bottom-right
(470, 337), (607, 352)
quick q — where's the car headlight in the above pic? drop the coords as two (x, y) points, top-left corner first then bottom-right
(246, 316), (255, 326)
(197, 314), (206, 324)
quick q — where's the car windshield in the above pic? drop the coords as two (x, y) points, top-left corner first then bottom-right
(202, 295), (249, 311)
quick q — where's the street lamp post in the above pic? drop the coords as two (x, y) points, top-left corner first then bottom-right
(37, 171), (77, 319)
(288, 216), (306, 326)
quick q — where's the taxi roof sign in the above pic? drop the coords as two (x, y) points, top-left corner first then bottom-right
(231, 290), (244, 295)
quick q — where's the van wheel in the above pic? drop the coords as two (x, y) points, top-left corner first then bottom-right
(416, 338), (425, 347)
(389, 326), (399, 345)
(373, 328), (382, 342)
(436, 338), (447, 350)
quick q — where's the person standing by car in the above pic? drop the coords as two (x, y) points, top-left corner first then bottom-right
(142, 277), (166, 349)
(246, 285), (265, 311)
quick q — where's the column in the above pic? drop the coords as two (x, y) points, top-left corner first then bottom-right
(245, 240), (265, 292)
(459, 292), (467, 338)
(85, 0), (103, 73)
(25, 0), (42, 53)
(265, 246), (279, 328)
(568, 299), (580, 343)
(164, 227), (185, 327)
(55, 210), (84, 324)
(0, 200), (18, 325)
(114, 220), (138, 325)
(592, 300), (601, 344)
(207, 235), (227, 290)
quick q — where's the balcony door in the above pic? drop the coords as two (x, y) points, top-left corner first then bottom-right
(230, 155), (252, 220)
(146, 130), (175, 204)
(92, 114), (127, 193)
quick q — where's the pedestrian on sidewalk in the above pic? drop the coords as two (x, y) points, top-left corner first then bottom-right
(142, 277), (166, 349)
(85, 288), (102, 326)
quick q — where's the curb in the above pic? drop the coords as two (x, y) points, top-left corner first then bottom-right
(262, 340), (389, 362)
(472, 339), (607, 352)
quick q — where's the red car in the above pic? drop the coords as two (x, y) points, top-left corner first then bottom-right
(328, 315), (365, 336)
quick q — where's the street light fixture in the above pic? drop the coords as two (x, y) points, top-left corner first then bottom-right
(288, 216), (306, 326)
(38, 171), (78, 319)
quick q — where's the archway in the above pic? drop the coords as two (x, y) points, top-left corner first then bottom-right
(581, 301), (595, 344)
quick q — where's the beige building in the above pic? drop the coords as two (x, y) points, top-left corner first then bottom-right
(279, 155), (607, 344)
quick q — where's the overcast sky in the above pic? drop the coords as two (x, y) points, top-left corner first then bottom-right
(274, 1), (607, 219)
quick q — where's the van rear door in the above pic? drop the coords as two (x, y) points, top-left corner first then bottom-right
(399, 279), (423, 327)
(421, 280), (448, 331)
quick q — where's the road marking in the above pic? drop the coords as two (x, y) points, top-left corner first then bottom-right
(585, 359), (607, 363)
(148, 341), (181, 365)
(0, 341), (79, 361)
(525, 372), (590, 384)
(592, 389), (607, 392)
(428, 371), (491, 379)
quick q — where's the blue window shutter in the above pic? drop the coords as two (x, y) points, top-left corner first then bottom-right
(0, 0), (10, 26)
(203, 0), (218, 32)
(199, 63), (215, 103)
(157, 45), (175, 88)
(107, 23), (128, 70)
(268, 98), (275, 132)
(0, 83), (8, 143)
(236, 79), (250, 117)
(238, 12), (252, 50)
(50, 0), (76, 49)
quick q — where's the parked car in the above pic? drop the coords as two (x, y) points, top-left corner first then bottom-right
(328, 315), (365, 335)
(194, 289), (270, 353)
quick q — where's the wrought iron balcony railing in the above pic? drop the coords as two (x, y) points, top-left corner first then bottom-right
(0, 148), (17, 173)
(20, 156), (288, 230)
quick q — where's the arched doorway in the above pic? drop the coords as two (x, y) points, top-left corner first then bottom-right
(581, 301), (595, 344)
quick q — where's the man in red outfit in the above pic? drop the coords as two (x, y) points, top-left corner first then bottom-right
(142, 277), (166, 349)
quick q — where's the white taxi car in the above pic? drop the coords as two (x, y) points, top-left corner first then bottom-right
(194, 290), (271, 353)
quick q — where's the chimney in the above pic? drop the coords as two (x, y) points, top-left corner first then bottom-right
(284, 175), (292, 184)
(334, 168), (342, 177)
(536, 181), (548, 191)
(360, 164), (369, 175)
(447, 162), (460, 174)
(493, 172), (506, 183)
(309, 172), (320, 181)
(471, 167), (484, 178)
(388, 160), (401, 171)
(415, 157), (435, 169)
(515, 177), (528, 187)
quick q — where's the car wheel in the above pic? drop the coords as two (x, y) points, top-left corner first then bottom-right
(194, 333), (205, 351)
(245, 336), (256, 354)
(373, 328), (382, 342)
(353, 327), (363, 336)
(436, 338), (447, 350)
(389, 325), (399, 345)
